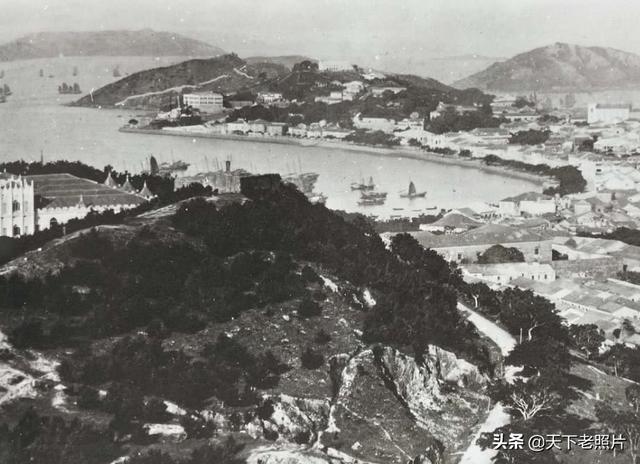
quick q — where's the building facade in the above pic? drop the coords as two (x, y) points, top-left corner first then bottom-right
(588, 103), (631, 124)
(0, 174), (35, 237)
(182, 92), (224, 113)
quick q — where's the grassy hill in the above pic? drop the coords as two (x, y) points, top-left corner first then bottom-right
(454, 42), (640, 92)
(0, 178), (496, 464)
(0, 29), (224, 62)
(73, 54), (286, 108)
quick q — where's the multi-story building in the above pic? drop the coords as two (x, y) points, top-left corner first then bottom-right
(0, 173), (35, 237)
(257, 92), (283, 105)
(182, 92), (224, 113)
(587, 103), (631, 125)
(403, 224), (553, 264)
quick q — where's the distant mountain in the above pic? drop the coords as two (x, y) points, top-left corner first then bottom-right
(73, 54), (287, 108)
(245, 55), (315, 70)
(454, 42), (640, 92)
(0, 30), (224, 62)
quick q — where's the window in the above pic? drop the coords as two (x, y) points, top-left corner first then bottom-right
(12, 225), (20, 236)
(544, 274), (548, 280)
(50, 218), (58, 228)
(534, 247), (539, 255)
(457, 253), (462, 261)
(11, 200), (19, 212)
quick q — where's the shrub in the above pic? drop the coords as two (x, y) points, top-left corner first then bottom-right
(300, 346), (324, 369)
(314, 329), (332, 344)
(301, 265), (322, 284)
(298, 297), (322, 318)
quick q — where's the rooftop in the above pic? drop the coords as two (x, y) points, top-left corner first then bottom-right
(409, 223), (549, 249)
(27, 173), (145, 209)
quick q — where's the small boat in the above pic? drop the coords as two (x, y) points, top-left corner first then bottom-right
(425, 206), (438, 210)
(158, 160), (190, 174)
(400, 181), (426, 199)
(361, 190), (387, 200)
(358, 197), (385, 206)
(392, 207), (404, 211)
(351, 176), (375, 191)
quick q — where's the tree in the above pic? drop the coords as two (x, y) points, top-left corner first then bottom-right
(300, 346), (324, 369)
(506, 338), (571, 375)
(626, 384), (640, 413)
(292, 60), (318, 72)
(514, 96), (535, 108)
(596, 403), (640, 464)
(497, 377), (564, 421)
(498, 288), (567, 343)
(569, 324), (604, 358)
(477, 245), (524, 264)
(508, 129), (550, 145)
(298, 297), (322, 318)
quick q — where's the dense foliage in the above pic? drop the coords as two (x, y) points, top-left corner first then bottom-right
(477, 244), (525, 264)
(483, 155), (587, 195)
(508, 129), (550, 145)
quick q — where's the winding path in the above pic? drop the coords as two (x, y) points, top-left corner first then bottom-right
(457, 302), (516, 464)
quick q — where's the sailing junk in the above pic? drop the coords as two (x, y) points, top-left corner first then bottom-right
(400, 181), (426, 198)
(350, 176), (375, 191)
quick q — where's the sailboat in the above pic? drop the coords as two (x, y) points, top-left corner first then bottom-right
(400, 181), (426, 198)
(350, 176), (375, 191)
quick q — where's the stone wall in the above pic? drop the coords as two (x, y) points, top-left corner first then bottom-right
(551, 256), (623, 280)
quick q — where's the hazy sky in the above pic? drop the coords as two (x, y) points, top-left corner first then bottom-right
(4, 0), (640, 66)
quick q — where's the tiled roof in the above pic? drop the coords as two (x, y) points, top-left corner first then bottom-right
(26, 173), (145, 209)
(409, 223), (549, 248)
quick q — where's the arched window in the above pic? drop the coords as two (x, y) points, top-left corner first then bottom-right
(12, 225), (20, 237)
(12, 200), (20, 212)
(50, 218), (58, 228)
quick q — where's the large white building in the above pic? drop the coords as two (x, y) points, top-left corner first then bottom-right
(182, 92), (224, 113)
(0, 174), (35, 237)
(318, 60), (353, 72)
(587, 103), (631, 125)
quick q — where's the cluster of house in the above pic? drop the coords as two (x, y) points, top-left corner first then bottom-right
(174, 160), (250, 193)
(0, 171), (151, 237)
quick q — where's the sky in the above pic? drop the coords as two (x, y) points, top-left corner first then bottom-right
(3, 0), (640, 68)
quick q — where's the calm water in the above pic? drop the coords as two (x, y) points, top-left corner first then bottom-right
(0, 57), (538, 218)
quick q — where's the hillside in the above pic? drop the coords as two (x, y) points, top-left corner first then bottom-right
(73, 54), (286, 108)
(0, 29), (224, 62)
(0, 178), (495, 464)
(73, 52), (488, 111)
(245, 55), (315, 70)
(454, 42), (640, 92)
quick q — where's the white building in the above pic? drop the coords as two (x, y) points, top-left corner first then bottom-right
(257, 92), (283, 105)
(464, 262), (556, 285)
(353, 114), (396, 133)
(0, 174), (35, 237)
(371, 86), (407, 97)
(318, 60), (353, 72)
(396, 128), (444, 147)
(588, 103), (631, 125)
(182, 92), (224, 113)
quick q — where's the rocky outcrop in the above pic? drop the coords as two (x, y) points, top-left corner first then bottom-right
(228, 344), (488, 464)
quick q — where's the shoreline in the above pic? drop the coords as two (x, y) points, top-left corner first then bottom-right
(119, 126), (548, 185)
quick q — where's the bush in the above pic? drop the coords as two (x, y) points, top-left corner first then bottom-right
(300, 346), (324, 369)
(314, 329), (332, 344)
(256, 399), (275, 420)
(144, 397), (171, 422)
(180, 413), (216, 439)
(301, 265), (322, 284)
(298, 297), (322, 318)
(477, 244), (524, 264)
